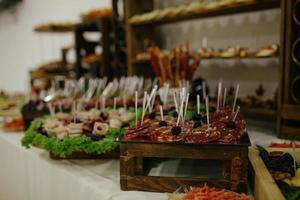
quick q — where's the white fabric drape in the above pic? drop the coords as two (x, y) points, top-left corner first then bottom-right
(0, 132), (165, 200)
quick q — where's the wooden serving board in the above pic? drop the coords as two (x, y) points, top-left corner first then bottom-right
(120, 133), (251, 193)
(249, 147), (300, 200)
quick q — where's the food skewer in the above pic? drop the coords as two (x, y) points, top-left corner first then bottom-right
(48, 103), (55, 117)
(232, 84), (239, 114)
(205, 96), (210, 129)
(183, 93), (189, 123)
(216, 82), (222, 112)
(223, 88), (227, 108)
(232, 105), (240, 121)
(173, 92), (179, 113)
(160, 105), (164, 121)
(141, 91), (147, 123)
(197, 94), (200, 115)
(113, 97), (117, 110)
(202, 82), (206, 100)
(101, 97), (106, 111)
(135, 91), (138, 128)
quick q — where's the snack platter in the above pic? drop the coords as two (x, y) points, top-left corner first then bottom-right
(249, 147), (300, 200)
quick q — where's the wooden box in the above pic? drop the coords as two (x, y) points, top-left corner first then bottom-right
(120, 134), (251, 193)
(249, 147), (300, 200)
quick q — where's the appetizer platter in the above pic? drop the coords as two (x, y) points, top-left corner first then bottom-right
(21, 76), (154, 159)
(21, 102), (141, 159)
(249, 147), (300, 200)
(120, 84), (251, 193)
(22, 76), (154, 129)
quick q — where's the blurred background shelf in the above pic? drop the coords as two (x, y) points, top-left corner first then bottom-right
(130, 0), (280, 27)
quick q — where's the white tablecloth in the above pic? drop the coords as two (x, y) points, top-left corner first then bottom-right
(0, 132), (165, 200)
(0, 126), (282, 200)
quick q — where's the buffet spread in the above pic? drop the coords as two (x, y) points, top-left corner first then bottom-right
(2, 0), (299, 199)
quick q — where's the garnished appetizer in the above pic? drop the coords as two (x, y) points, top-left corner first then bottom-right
(22, 101), (140, 158)
(124, 84), (246, 144)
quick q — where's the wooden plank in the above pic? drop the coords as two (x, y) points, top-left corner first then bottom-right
(124, 0), (154, 76)
(122, 143), (247, 160)
(123, 175), (236, 193)
(131, 0), (280, 27)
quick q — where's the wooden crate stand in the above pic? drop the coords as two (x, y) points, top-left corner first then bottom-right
(120, 137), (250, 193)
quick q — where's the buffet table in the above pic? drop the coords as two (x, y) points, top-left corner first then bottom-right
(0, 131), (165, 200)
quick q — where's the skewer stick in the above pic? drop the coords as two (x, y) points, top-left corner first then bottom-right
(232, 106), (240, 121)
(150, 90), (156, 112)
(197, 95), (200, 115)
(141, 91), (147, 123)
(217, 82), (222, 112)
(144, 85), (158, 113)
(135, 91), (138, 128)
(183, 93), (190, 122)
(113, 97), (117, 110)
(205, 97), (210, 129)
(176, 95), (185, 126)
(232, 84), (239, 114)
(173, 92), (179, 112)
(101, 97), (106, 111)
(163, 83), (169, 109)
(48, 103), (55, 117)
(223, 88), (227, 108)
(202, 82), (206, 100)
(160, 105), (164, 121)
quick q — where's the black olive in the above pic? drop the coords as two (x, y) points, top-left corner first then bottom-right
(159, 121), (167, 127)
(193, 121), (202, 128)
(193, 114), (202, 121)
(226, 121), (236, 129)
(148, 112), (156, 119)
(83, 132), (102, 141)
(171, 126), (181, 135)
(100, 112), (108, 120)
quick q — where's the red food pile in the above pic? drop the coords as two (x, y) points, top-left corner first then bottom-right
(124, 108), (246, 144)
(183, 184), (251, 200)
(2, 118), (24, 132)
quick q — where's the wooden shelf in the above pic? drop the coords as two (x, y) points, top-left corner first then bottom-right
(131, 0), (280, 27)
(34, 25), (74, 33)
(132, 55), (279, 65)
